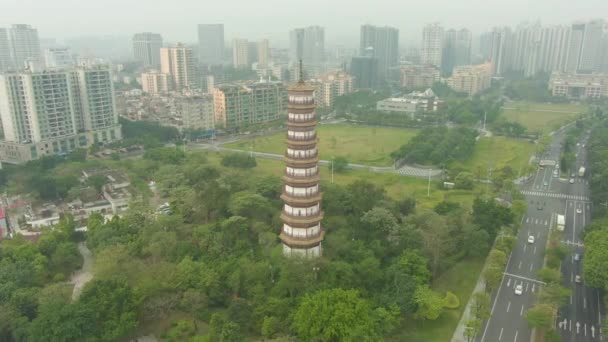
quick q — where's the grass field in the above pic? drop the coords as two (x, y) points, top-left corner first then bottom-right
(460, 136), (536, 175)
(502, 101), (586, 133)
(223, 124), (417, 166)
(391, 258), (485, 342)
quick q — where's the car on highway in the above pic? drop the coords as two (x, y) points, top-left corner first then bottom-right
(569, 178), (575, 184)
(514, 284), (523, 295)
(574, 253), (581, 262)
(543, 181), (548, 187)
(575, 275), (582, 283)
(528, 235), (535, 244)
(576, 208), (583, 214)
(537, 201), (543, 210)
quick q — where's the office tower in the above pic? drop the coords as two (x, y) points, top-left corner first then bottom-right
(132, 32), (163, 68)
(257, 39), (270, 68)
(351, 54), (378, 89)
(160, 43), (195, 91)
(289, 26), (325, 74)
(213, 80), (287, 129)
(489, 27), (513, 75)
(198, 24), (224, 65)
(44, 47), (73, 68)
(421, 23), (444, 67)
(247, 41), (258, 65)
(141, 70), (172, 94)
(279, 71), (325, 258)
(441, 28), (472, 75)
(0, 28), (10, 72)
(0, 65), (121, 163)
(8, 24), (41, 69)
(232, 39), (249, 68)
(359, 24), (399, 81)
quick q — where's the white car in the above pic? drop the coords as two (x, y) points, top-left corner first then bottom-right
(575, 275), (582, 283)
(576, 208), (583, 214)
(514, 284), (523, 295)
(569, 178), (575, 184)
(528, 235), (535, 244)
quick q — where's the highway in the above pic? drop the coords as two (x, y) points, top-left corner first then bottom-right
(557, 133), (602, 342)
(479, 127), (603, 342)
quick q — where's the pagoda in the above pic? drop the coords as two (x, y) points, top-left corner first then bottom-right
(279, 62), (325, 257)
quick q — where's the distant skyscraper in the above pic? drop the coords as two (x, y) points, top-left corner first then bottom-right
(359, 25), (399, 81)
(421, 23), (444, 67)
(247, 41), (259, 66)
(198, 24), (224, 65)
(441, 29), (472, 75)
(489, 27), (513, 75)
(257, 39), (270, 68)
(44, 47), (73, 69)
(289, 26), (325, 74)
(351, 54), (378, 89)
(8, 24), (41, 70)
(160, 43), (195, 90)
(578, 20), (604, 72)
(132, 32), (162, 68)
(232, 39), (249, 68)
(0, 28), (10, 71)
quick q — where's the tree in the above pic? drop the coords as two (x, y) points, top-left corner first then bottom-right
(397, 250), (431, 286)
(87, 174), (107, 193)
(471, 291), (491, 321)
(483, 266), (503, 294)
(360, 207), (399, 241)
(539, 283), (571, 307)
(29, 302), (95, 342)
(413, 285), (444, 320)
(464, 319), (482, 342)
(293, 288), (379, 341)
(221, 153), (257, 168)
(332, 156), (349, 173)
(583, 229), (608, 289)
(525, 304), (554, 332)
(455, 172), (474, 190)
(537, 267), (562, 284)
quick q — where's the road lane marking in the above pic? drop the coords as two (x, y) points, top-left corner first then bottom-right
(523, 244), (527, 252)
(535, 218), (539, 224)
(585, 323), (587, 336)
(533, 246), (537, 254)
(571, 272), (574, 283)
(520, 305), (524, 316)
(503, 272), (545, 284)
(570, 295), (573, 304)
(498, 328), (503, 341)
(518, 261), (522, 269)
(598, 291), (602, 325)
(584, 297), (587, 309)
(525, 282), (529, 292)
(514, 330), (518, 342)
(577, 321), (580, 334)
(570, 320), (572, 331)
(532, 284), (535, 292)
(530, 264), (534, 272)
(507, 301), (511, 312)
(526, 217), (530, 223)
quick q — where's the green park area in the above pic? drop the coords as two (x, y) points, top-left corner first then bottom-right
(502, 101), (585, 133)
(460, 136), (536, 176)
(224, 124), (417, 166)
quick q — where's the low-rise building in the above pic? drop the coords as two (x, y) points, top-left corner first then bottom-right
(213, 80), (287, 129)
(141, 70), (172, 94)
(444, 63), (492, 96)
(310, 71), (355, 108)
(169, 94), (215, 131)
(549, 72), (608, 99)
(399, 65), (440, 89)
(376, 88), (443, 118)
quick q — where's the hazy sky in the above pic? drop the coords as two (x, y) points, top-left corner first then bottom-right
(1, 0), (606, 47)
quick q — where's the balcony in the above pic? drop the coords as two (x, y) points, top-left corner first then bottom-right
(287, 120), (317, 128)
(281, 211), (324, 225)
(279, 230), (325, 248)
(281, 191), (323, 204)
(283, 173), (320, 184)
(284, 155), (319, 166)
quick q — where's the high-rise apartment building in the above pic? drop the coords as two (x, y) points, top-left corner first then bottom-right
(289, 26), (325, 74)
(198, 24), (224, 66)
(489, 27), (513, 75)
(44, 47), (73, 69)
(565, 20), (604, 73)
(141, 70), (172, 94)
(232, 39), (249, 68)
(213, 80), (287, 129)
(421, 23), (444, 67)
(350, 55), (378, 89)
(0, 29), (11, 72)
(132, 32), (163, 68)
(359, 25), (399, 81)
(160, 43), (195, 91)
(0, 65), (121, 163)
(280, 74), (325, 257)
(257, 39), (270, 68)
(310, 71), (354, 108)
(8, 24), (41, 70)
(441, 29), (472, 75)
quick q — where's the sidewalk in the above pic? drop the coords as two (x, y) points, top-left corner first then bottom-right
(450, 260), (487, 342)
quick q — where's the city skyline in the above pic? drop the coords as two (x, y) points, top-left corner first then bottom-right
(1, 0), (606, 46)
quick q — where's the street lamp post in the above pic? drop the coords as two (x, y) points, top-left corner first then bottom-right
(427, 168), (432, 197)
(331, 156), (335, 184)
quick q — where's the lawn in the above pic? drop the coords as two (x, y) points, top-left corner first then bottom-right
(460, 136), (536, 176)
(223, 124), (417, 166)
(391, 258), (485, 342)
(502, 101), (586, 133)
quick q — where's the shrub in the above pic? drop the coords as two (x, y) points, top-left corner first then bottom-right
(221, 153), (257, 169)
(443, 291), (460, 309)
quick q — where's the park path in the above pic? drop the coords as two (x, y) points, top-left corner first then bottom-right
(70, 242), (94, 301)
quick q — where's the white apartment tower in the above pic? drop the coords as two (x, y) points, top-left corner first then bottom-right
(44, 47), (73, 69)
(0, 66), (121, 163)
(421, 23), (444, 67)
(232, 39), (249, 68)
(0, 29), (11, 72)
(8, 24), (41, 70)
(132, 32), (163, 68)
(160, 43), (195, 91)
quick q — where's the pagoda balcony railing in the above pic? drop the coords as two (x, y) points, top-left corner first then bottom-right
(285, 170), (319, 178)
(281, 191), (323, 204)
(285, 151), (319, 159)
(286, 134), (317, 141)
(282, 209), (321, 218)
(284, 190), (320, 198)
(281, 211), (324, 225)
(281, 231), (324, 241)
(288, 118), (316, 123)
(279, 230), (325, 247)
